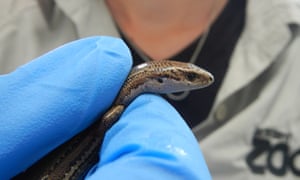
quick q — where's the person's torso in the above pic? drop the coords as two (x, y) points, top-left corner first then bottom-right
(1, 0), (299, 179)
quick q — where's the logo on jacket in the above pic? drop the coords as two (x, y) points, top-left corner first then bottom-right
(246, 128), (299, 177)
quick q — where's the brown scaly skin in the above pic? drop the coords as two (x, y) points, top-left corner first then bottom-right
(13, 60), (214, 180)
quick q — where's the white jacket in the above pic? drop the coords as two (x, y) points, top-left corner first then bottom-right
(0, 0), (299, 179)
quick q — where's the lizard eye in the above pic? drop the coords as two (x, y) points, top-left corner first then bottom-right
(156, 77), (164, 83)
(185, 72), (197, 82)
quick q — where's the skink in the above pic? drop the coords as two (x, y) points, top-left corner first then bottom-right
(13, 60), (214, 180)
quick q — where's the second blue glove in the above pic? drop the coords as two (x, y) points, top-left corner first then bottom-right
(0, 36), (132, 178)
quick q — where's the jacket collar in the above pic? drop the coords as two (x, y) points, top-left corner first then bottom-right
(39, 0), (300, 104)
(39, 0), (119, 37)
(213, 0), (300, 105)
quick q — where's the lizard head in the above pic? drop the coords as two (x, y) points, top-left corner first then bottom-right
(141, 60), (214, 93)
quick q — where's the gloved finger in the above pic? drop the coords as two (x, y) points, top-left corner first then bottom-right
(0, 36), (132, 178)
(86, 94), (211, 180)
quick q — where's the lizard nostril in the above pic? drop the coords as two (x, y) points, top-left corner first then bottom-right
(209, 75), (214, 82)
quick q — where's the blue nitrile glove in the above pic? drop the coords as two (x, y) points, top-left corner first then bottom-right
(87, 94), (211, 180)
(0, 36), (211, 179)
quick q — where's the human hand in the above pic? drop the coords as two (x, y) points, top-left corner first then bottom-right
(0, 36), (210, 179)
(87, 94), (211, 180)
(0, 36), (131, 178)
